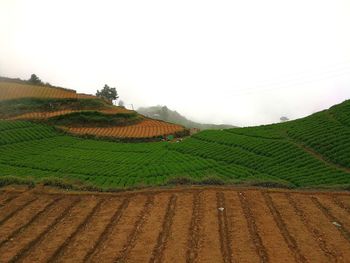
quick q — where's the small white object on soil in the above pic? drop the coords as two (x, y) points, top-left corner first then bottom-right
(218, 207), (225, 211)
(332, 221), (341, 227)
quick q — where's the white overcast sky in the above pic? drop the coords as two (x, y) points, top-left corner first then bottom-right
(1, 0), (350, 126)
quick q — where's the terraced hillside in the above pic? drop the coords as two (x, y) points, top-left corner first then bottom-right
(0, 187), (349, 262)
(0, 81), (94, 100)
(0, 100), (349, 189)
(0, 81), (186, 139)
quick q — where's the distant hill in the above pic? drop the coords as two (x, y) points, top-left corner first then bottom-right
(137, 105), (237, 130)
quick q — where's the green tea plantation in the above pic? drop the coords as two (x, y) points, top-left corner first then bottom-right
(0, 100), (349, 190)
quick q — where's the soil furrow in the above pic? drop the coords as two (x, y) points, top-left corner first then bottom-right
(0, 197), (37, 227)
(84, 198), (129, 262)
(161, 193), (193, 263)
(21, 197), (99, 263)
(225, 191), (260, 262)
(54, 197), (123, 263)
(0, 187), (348, 263)
(125, 194), (170, 262)
(262, 192), (307, 263)
(47, 198), (105, 263)
(332, 196), (350, 215)
(114, 194), (155, 263)
(311, 196), (350, 243)
(291, 193), (350, 261)
(8, 197), (80, 263)
(0, 198), (75, 262)
(88, 196), (147, 263)
(196, 191), (223, 263)
(238, 192), (269, 263)
(0, 193), (18, 208)
(285, 193), (337, 261)
(339, 196), (350, 208)
(216, 192), (233, 263)
(0, 196), (61, 248)
(186, 191), (202, 263)
(149, 194), (177, 263)
(316, 195), (350, 233)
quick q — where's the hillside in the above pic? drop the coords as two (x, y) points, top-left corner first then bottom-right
(0, 99), (349, 190)
(0, 80), (187, 140)
(137, 105), (237, 130)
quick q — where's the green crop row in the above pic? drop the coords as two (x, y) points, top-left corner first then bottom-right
(0, 99), (349, 190)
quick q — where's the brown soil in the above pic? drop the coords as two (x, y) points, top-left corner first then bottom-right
(0, 187), (349, 263)
(0, 82), (94, 101)
(67, 118), (185, 138)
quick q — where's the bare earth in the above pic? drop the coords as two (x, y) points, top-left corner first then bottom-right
(0, 187), (349, 263)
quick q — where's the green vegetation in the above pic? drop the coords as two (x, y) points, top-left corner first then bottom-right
(96, 84), (119, 103)
(0, 99), (349, 190)
(28, 74), (43, 85)
(48, 111), (140, 127)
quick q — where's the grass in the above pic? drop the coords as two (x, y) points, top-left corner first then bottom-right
(0, 99), (349, 190)
(0, 176), (35, 188)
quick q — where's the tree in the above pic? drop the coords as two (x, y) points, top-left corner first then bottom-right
(28, 74), (43, 85)
(96, 84), (119, 102)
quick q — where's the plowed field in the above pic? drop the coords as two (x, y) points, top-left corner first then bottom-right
(0, 82), (94, 100)
(0, 187), (349, 263)
(67, 119), (185, 138)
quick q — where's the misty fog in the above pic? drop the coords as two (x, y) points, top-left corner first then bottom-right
(1, 0), (350, 126)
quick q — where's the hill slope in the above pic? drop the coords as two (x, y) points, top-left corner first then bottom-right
(0, 81), (187, 140)
(0, 99), (349, 190)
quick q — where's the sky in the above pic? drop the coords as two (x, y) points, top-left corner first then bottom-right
(1, 0), (350, 127)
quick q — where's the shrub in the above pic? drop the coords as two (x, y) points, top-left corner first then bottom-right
(0, 176), (35, 188)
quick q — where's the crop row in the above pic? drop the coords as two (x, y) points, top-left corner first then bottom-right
(169, 135), (350, 187)
(329, 99), (350, 127)
(0, 82), (93, 101)
(0, 118), (349, 188)
(67, 119), (184, 138)
(0, 122), (59, 146)
(224, 100), (350, 169)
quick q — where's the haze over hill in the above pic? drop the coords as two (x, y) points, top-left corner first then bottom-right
(137, 105), (237, 130)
